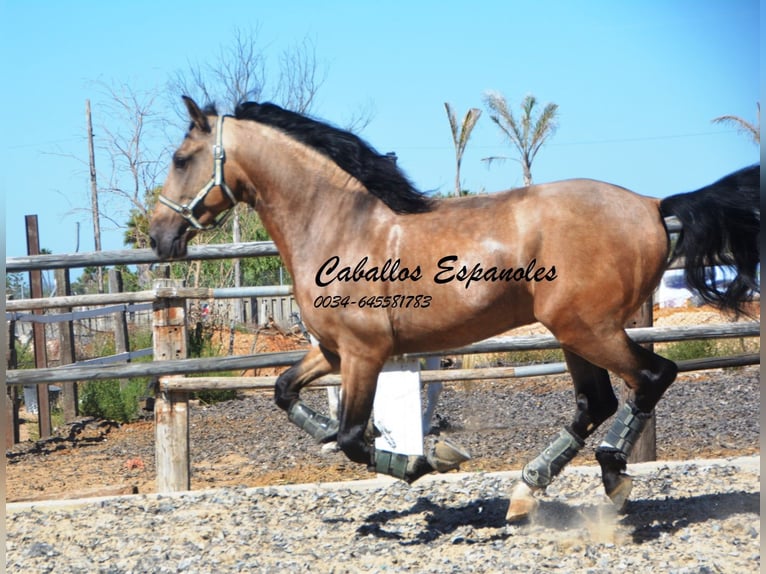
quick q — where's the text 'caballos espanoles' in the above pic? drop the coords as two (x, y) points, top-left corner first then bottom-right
(315, 255), (557, 289)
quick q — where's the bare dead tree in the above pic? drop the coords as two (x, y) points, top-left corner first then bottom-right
(168, 26), (332, 320)
(168, 25), (327, 115)
(93, 81), (169, 228)
(342, 98), (376, 133)
(275, 36), (325, 113)
(87, 81), (171, 287)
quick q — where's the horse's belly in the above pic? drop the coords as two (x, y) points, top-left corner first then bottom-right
(390, 282), (537, 354)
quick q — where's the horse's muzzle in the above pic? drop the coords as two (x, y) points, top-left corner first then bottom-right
(149, 222), (193, 260)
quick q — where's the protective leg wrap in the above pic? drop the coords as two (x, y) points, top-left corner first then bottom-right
(374, 438), (471, 483)
(595, 401), (652, 506)
(373, 450), (432, 483)
(288, 400), (339, 443)
(599, 400), (651, 455)
(521, 427), (585, 489)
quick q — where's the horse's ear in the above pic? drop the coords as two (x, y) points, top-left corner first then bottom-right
(182, 96), (211, 133)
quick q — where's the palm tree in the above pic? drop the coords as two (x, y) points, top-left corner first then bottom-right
(444, 103), (482, 197)
(483, 91), (558, 186)
(712, 102), (760, 144)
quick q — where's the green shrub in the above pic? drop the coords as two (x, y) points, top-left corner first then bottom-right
(461, 348), (565, 369)
(74, 327), (154, 422)
(12, 340), (35, 369)
(660, 339), (716, 362)
(658, 337), (759, 363)
(187, 321), (239, 405)
(501, 348), (565, 365)
(188, 321), (215, 358)
(79, 378), (148, 422)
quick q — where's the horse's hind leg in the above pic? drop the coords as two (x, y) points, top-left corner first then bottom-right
(422, 381), (443, 435)
(507, 351), (619, 521)
(275, 345), (341, 443)
(552, 330), (677, 508)
(593, 336), (677, 507)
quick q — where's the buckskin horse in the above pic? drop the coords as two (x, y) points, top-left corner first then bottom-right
(149, 97), (759, 521)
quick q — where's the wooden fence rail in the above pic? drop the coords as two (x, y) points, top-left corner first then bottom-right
(6, 321), (759, 386)
(6, 285), (294, 312)
(161, 353), (760, 393)
(6, 241), (280, 272)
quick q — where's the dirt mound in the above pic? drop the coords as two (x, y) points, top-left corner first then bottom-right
(208, 324), (311, 376)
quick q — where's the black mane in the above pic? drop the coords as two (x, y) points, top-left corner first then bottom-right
(233, 102), (433, 214)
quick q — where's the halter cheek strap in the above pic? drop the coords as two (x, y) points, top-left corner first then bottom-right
(159, 115), (237, 230)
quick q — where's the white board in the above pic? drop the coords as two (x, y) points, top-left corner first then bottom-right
(373, 358), (424, 456)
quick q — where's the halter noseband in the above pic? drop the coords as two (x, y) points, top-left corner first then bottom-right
(158, 115), (237, 230)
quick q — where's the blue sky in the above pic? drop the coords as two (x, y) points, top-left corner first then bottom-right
(2, 1), (760, 259)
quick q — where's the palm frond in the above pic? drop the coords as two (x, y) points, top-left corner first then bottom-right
(483, 91), (524, 152)
(711, 102), (760, 144)
(529, 103), (559, 159)
(458, 108), (482, 150)
(444, 102), (459, 145)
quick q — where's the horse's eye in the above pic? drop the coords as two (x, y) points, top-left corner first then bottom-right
(173, 154), (190, 169)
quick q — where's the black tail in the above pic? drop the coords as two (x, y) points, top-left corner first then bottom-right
(660, 164), (760, 316)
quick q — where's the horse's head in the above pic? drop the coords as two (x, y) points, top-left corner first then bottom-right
(149, 96), (238, 259)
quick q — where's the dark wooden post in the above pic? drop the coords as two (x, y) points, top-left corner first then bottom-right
(55, 268), (79, 422)
(623, 297), (655, 462)
(153, 279), (190, 492)
(5, 389), (18, 448)
(109, 269), (131, 390)
(25, 215), (52, 439)
(6, 315), (20, 446)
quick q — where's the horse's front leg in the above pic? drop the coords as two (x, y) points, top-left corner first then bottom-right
(337, 355), (470, 483)
(275, 345), (340, 443)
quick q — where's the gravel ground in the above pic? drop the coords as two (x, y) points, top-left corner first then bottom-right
(6, 457), (760, 573)
(5, 365), (761, 573)
(6, 367), (760, 498)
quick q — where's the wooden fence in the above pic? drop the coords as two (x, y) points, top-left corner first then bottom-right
(5, 232), (761, 493)
(6, 236), (289, 443)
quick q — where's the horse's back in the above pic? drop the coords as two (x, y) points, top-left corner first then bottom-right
(389, 178), (668, 351)
(431, 177), (667, 267)
(433, 178), (662, 228)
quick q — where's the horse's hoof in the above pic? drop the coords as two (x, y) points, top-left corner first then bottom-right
(320, 441), (340, 453)
(425, 437), (471, 472)
(506, 480), (539, 523)
(606, 474), (633, 511)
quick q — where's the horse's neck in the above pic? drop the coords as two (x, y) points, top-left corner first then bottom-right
(233, 122), (389, 278)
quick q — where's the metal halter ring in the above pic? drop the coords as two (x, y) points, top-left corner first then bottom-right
(158, 115), (237, 230)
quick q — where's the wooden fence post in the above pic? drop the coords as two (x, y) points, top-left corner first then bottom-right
(6, 315), (20, 446)
(109, 269), (131, 390)
(25, 215), (51, 439)
(623, 297), (655, 462)
(55, 268), (78, 422)
(152, 279), (190, 493)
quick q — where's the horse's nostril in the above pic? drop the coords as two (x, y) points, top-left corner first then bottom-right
(150, 236), (157, 250)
